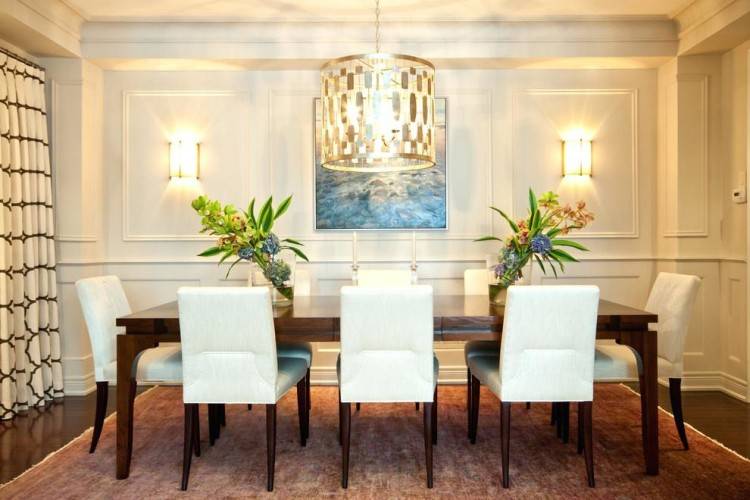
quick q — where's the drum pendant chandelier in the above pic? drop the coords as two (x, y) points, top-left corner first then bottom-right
(320, 0), (436, 172)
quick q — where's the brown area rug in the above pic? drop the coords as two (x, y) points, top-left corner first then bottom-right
(2, 384), (749, 499)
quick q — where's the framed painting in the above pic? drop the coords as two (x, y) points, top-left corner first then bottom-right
(314, 97), (447, 230)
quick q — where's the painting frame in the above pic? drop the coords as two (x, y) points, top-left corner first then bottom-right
(313, 97), (448, 231)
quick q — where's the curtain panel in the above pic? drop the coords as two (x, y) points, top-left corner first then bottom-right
(0, 50), (62, 419)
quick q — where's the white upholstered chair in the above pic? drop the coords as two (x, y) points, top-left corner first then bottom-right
(338, 285), (438, 488)
(594, 272), (701, 450)
(467, 285), (599, 488)
(356, 268), (413, 286)
(177, 287), (309, 492)
(75, 276), (182, 454)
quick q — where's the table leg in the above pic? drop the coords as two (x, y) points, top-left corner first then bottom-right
(621, 330), (659, 475)
(116, 334), (158, 479)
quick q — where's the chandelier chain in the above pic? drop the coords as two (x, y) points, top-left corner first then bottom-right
(375, 0), (381, 52)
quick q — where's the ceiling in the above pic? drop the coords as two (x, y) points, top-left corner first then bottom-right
(63, 0), (694, 22)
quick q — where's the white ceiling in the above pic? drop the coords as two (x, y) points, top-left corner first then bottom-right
(63, 0), (694, 22)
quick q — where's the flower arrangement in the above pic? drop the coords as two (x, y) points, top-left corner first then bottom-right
(476, 189), (594, 301)
(192, 195), (308, 302)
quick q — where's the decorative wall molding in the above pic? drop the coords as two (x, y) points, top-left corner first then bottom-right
(512, 88), (640, 239)
(662, 74), (709, 238)
(121, 89), (251, 242)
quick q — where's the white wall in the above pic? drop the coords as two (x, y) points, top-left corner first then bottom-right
(44, 60), (745, 398)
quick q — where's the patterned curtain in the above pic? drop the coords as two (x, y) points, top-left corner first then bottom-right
(0, 49), (62, 419)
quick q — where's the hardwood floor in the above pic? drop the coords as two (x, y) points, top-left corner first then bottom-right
(0, 385), (747, 484)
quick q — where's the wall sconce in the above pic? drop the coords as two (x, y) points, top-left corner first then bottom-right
(562, 136), (592, 177)
(169, 139), (200, 179)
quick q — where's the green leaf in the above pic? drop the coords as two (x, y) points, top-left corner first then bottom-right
(274, 195), (292, 220)
(218, 249), (235, 265)
(547, 251), (566, 272)
(283, 238), (304, 246)
(247, 198), (257, 227)
(549, 248), (578, 262)
(257, 197), (273, 231)
(528, 188), (538, 216)
(198, 246), (223, 257)
(286, 246), (310, 262)
(552, 239), (589, 251)
(547, 227), (563, 238)
(490, 206), (519, 233)
(473, 236), (504, 243)
(224, 257), (243, 279)
(533, 254), (547, 275)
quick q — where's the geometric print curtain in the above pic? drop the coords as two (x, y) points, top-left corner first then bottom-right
(0, 48), (62, 420)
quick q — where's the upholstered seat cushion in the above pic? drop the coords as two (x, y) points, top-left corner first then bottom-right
(336, 353), (440, 397)
(594, 343), (679, 381)
(467, 354), (501, 397)
(102, 344), (183, 383)
(277, 341), (313, 368)
(464, 340), (499, 362)
(275, 356), (309, 399)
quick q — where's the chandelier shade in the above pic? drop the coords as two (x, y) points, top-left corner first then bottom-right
(320, 53), (436, 172)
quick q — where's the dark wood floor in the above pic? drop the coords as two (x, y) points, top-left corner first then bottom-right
(0, 385), (747, 484)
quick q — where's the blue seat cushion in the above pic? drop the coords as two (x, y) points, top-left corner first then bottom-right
(277, 341), (313, 368)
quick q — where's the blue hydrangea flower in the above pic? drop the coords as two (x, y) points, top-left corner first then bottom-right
(238, 246), (254, 260)
(502, 248), (520, 268)
(531, 234), (552, 255)
(264, 259), (291, 287)
(493, 263), (506, 278)
(261, 233), (281, 255)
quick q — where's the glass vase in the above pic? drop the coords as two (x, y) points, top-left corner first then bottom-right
(251, 251), (296, 307)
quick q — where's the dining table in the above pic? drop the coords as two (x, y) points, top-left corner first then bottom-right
(115, 294), (659, 479)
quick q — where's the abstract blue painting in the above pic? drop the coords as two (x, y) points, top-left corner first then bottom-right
(314, 98), (447, 230)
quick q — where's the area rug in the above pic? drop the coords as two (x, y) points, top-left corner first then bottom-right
(1, 385), (748, 499)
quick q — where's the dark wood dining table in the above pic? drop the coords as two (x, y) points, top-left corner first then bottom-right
(115, 295), (659, 479)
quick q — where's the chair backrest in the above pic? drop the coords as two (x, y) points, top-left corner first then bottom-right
(75, 275), (132, 382)
(645, 272), (701, 367)
(356, 269), (413, 287)
(177, 287), (278, 404)
(339, 285), (434, 402)
(499, 285), (599, 402)
(464, 268), (490, 295)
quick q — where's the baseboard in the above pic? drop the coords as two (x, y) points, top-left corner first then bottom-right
(667, 371), (748, 402)
(63, 372), (97, 396)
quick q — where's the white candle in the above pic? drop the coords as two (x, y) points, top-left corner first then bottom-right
(352, 231), (358, 267)
(411, 231), (417, 269)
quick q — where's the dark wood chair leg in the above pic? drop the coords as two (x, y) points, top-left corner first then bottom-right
(219, 403), (226, 427)
(577, 403), (584, 454)
(89, 381), (108, 453)
(580, 401), (595, 487)
(526, 402), (530, 410)
(193, 405), (201, 457)
(669, 378), (689, 450)
(297, 377), (307, 446)
(556, 403), (564, 438)
(306, 368), (312, 412)
(416, 402), (420, 411)
(466, 368), (472, 439)
(127, 378), (137, 461)
(432, 388), (438, 445)
(341, 402), (351, 489)
(338, 388), (343, 446)
(181, 403), (196, 491)
(356, 402), (361, 411)
(501, 401), (511, 488)
(266, 404), (277, 492)
(208, 404), (218, 446)
(470, 375), (480, 444)
(423, 401), (434, 488)
(247, 404), (252, 411)
(561, 402), (570, 443)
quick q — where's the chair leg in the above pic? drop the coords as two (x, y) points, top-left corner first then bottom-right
(181, 403), (196, 491)
(193, 405), (201, 457)
(500, 401), (511, 488)
(432, 387), (438, 445)
(561, 402), (570, 444)
(466, 368), (472, 439)
(306, 368), (312, 412)
(89, 381), (108, 453)
(297, 377), (307, 447)
(577, 404), (584, 454)
(356, 402), (361, 411)
(416, 402), (420, 411)
(219, 403), (226, 427)
(208, 404), (218, 446)
(556, 403), (564, 438)
(247, 404), (252, 411)
(580, 401), (595, 487)
(341, 402), (351, 489)
(470, 375), (480, 444)
(526, 402), (531, 410)
(338, 388), (343, 446)
(266, 404), (277, 492)
(669, 378), (689, 450)
(423, 401), (434, 488)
